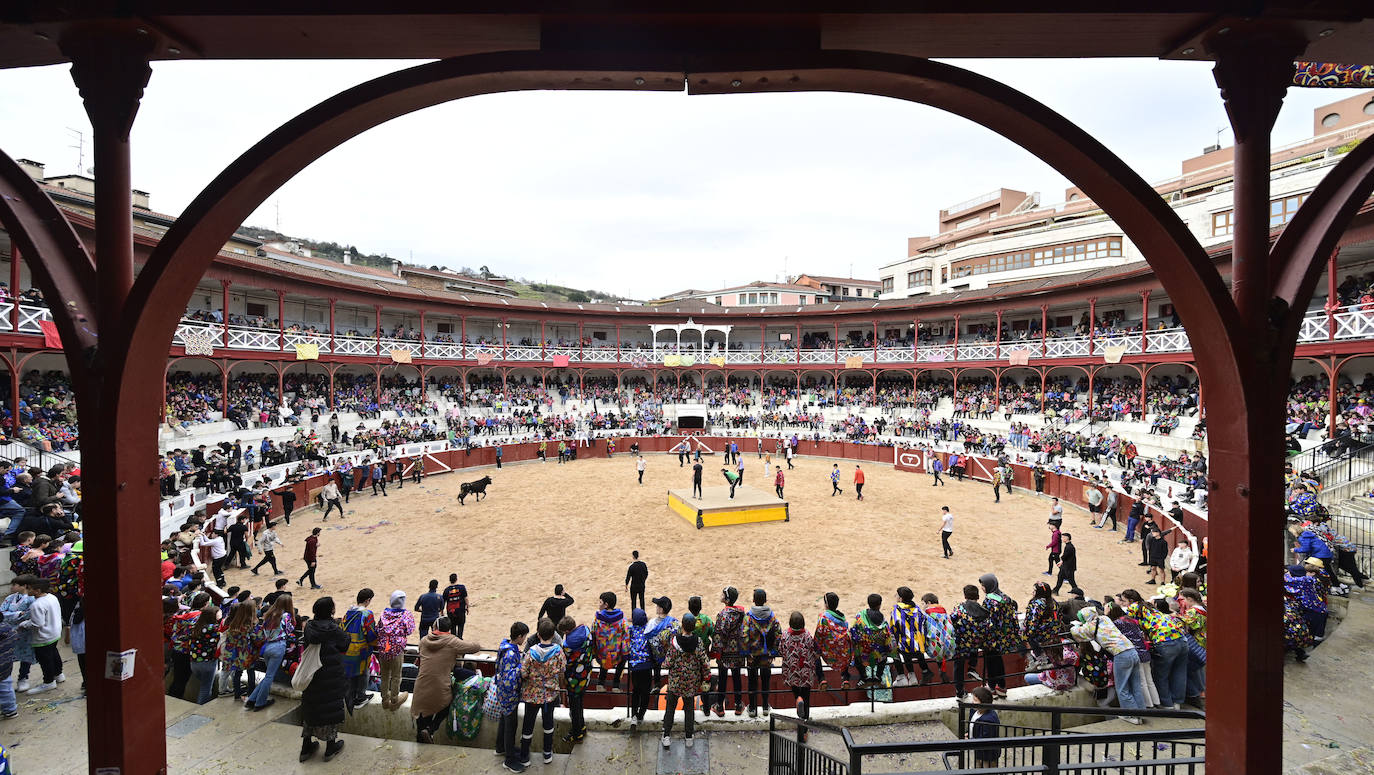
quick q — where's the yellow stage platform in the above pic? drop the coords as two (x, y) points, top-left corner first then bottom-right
(667, 485), (790, 529)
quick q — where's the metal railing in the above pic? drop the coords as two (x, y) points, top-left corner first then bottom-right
(768, 704), (1205, 775)
(1293, 440), (1374, 489)
(0, 439), (78, 471)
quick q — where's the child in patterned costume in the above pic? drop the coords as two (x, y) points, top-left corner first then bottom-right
(645, 596), (680, 685)
(814, 592), (853, 689)
(744, 588), (782, 717)
(1283, 592), (1313, 661)
(518, 619), (567, 766)
(1022, 582), (1062, 667)
(1285, 564), (1328, 642)
(483, 622), (529, 768)
(779, 611), (818, 721)
(849, 593), (893, 687)
(557, 616), (594, 744)
(593, 591), (628, 691)
(919, 593), (955, 682)
(978, 574), (1023, 698)
(661, 613), (712, 748)
(951, 584), (993, 699)
(711, 586), (747, 716)
(890, 587), (932, 686)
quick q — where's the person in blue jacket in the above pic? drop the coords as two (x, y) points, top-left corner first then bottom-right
(965, 686), (1001, 768)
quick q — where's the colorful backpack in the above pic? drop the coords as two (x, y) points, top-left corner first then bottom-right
(448, 674), (488, 739)
(920, 609), (955, 662)
(376, 609), (413, 658)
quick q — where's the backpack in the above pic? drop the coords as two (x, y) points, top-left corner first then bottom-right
(377, 610), (412, 657)
(449, 674), (488, 739)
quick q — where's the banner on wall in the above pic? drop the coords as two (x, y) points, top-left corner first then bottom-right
(294, 342), (319, 360)
(552, 354), (571, 368)
(679, 354), (696, 367)
(476, 351), (495, 366)
(39, 320), (61, 349)
(844, 356), (865, 369)
(708, 356), (725, 367)
(663, 354), (681, 367)
(390, 348), (413, 364)
(1102, 344), (1128, 364)
(631, 354), (649, 369)
(182, 327), (217, 356)
(1008, 348), (1031, 366)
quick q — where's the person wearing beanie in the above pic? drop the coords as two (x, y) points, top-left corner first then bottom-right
(376, 590), (416, 710)
(661, 612), (711, 749)
(557, 616), (594, 745)
(626, 608), (654, 730)
(977, 573), (1024, 699)
(813, 592), (853, 690)
(778, 611), (817, 723)
(593, 592), (628, 691)
(645, 596), (679, 687)
(744, 588), (781, 717)
(710, 586), (746, 716)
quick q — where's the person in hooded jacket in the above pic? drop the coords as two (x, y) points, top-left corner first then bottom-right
(557, 616), (594, 745)
(1022, 582), (1062, 666)
(661, 612), (711, 749)
(744, 588), (782, 717)
(411, 616), (481, 743)
(891, 587), (932, 686)
(978, 573), (1024, 698)
(850, 593), (893, 687)
(626, 608), (654, 729)
(593, 592), (628, 692)
(951, 585), (992, 699)
(711, 586), (747, 716)
(814, 592), (853, 690)
(778, 611), (817, 722)
(919, 593), (955, 682)
(644, 596), (679, 686)
(299, 596), (350, 763)
(484, 621), (529, 771)
(518, 618), (567, 766)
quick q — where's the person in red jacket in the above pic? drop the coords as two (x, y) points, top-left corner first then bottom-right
(853, 465), (866, 501)
(774, 466), (785, 499)
(297, 528), (321, 589)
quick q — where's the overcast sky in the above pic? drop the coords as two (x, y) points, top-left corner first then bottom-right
(0, 58), (1362, 300)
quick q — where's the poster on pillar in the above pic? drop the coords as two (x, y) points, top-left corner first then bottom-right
(1102, 344), (1128, 364)
(390, 348), (413, 364)
(552, 354), (571, 368)
(1008, 348), (1031, 366)
(294, 342), (319, 360)
(182, 327), (217, 356)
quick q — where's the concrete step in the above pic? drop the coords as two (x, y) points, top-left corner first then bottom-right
(1287, 746), (1374, 774)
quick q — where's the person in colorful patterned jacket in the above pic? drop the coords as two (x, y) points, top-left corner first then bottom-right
(849, 593), (893, 688)
(1118, 589), (1187, 708)
(977, 574), (1023, 699)
(557, 616), (594, 745)
(1285, 565), (1327, 642)
(814, 592), (854, 690)
(593, 591), (628, 691)
(1071, 607), (1145, 720)
(376, 591), (415, 711)
(918, 593), (955, 682)
(778, 611), (817, 722)
(517, 618), (567, 767)
(744, 588), (782, 717)
(1176, 588), (1207, 706)
(341, 588), (379, 709)
(950, 585), (992, 700)
(217, 601), (259, 702)
(661, 613), (712, 749)
(711, 586), (747, 716)
(1022, 582), (1062, 667)
(1282, 590), (1314, 662)
(626, 608), (654, 730)
(484, 621), (529, 772)
(55, 540), (82, 625)
(890, 587), (932, 686)
(645, 596), (679, 686)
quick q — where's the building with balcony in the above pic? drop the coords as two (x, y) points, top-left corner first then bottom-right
(879, 91), (1374, 299)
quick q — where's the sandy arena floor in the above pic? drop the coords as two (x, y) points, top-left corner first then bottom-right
(224, 454), (1159, 648)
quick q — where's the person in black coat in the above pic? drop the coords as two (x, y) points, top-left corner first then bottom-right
(966, 687), (1002, 768)
(300, 597), (350, 763)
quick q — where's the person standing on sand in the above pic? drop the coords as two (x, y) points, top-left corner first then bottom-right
(297, 528), (322, 589)
(692, 461), (703, 498)
(830, 464), (843, 496)
(625, 551), (649, 613)
(637, 455), (646, 486)
(774, 466), (785, 500)
(736, 455), (746, 486)
(941, 506), (955, 559)
(854, 465), (865, 501)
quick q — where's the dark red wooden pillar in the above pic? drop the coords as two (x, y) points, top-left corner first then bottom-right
(952, 314), (961, 360)
(327, 298), (336, 353)
(1087, 297), (1097, 353)
(1140, 290), (1151, 353)
(832, 321), (838, 363)
(502, 316), (508, 360)
(913, 318), (919, 361)
(995, 309), (1003, 352)
(1205, 31), (1305, 775)
(276, 289), (285, 351)
(615, 322), (621, 363)
(373, 304), (382, 355)
(540, 319), (546, 358)
(9, 362), (19, 434)
(419, 309), (426, 358)
(1328, 359), (1339, 436)
(8, 244), (18, 332)
(327, 366), (335, 410)
(794, 322), (800, 364)
(1326, 249), (1339, 340)
(221, 362), (229, 416)
(220, 278), (230, 345)
(62, 27), (166, 775)
(578, 320), (584, 361)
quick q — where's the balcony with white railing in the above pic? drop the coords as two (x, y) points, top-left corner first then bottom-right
(1298, 311), (1329, 342)
(581, 348), (620, 363)
(333, 335), (378, 356)
(1335, 308), (1374, 340)
(423, 342), (464, 359)
(283, 331), (331, 354)
(1145, 328), (1189, 353)
(1044, 336), (1090, 358)
(800, 349), (836, 365)
(15, 304), (52, 333)
(837, 348), (873, 366)
(226, 326), (281, 351)
(916, 344), (955, 363)
(958, 342), (999, 361)
(1090, 336), (1142, 356)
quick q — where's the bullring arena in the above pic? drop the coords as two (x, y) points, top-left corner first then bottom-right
(274, 452), (1152, 649)
(3, 8), (1374, 775)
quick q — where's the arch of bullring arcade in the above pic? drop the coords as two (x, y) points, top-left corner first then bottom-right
(1, 8), (1374, 774)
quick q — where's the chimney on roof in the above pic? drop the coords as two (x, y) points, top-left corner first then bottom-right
(1202, 144), (1221, 154)
(342, 248), (352, 266)
(16, 159), (44, 180)
(391, 258), (402, 276)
